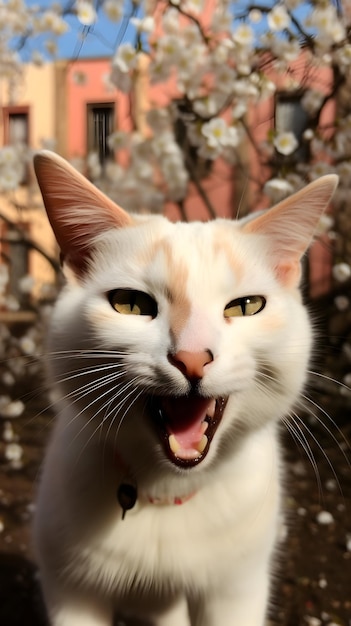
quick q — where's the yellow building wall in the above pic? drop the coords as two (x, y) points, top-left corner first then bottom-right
(0, 63), (58, 300)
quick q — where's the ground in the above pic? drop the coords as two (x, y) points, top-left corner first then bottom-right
(0, 366), (350, 626)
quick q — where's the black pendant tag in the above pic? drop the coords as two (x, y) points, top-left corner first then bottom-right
(117, 483), (138, 520)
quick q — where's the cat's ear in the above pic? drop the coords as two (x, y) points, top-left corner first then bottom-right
(34, 150), (133, 274)
(243, 175), (338, 287)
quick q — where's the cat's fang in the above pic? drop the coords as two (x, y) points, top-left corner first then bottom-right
(168, 434), (181, 454)
(197, 434), (208, 454)
(200, 421), (209, 434)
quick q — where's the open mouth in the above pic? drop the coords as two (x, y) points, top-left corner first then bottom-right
(150, 394), (228, 468)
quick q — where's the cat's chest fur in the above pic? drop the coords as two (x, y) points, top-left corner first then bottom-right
(33, 151), (337, 626)
(40, 415), (280, 603)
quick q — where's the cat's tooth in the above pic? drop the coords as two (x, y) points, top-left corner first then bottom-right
(169, 434), (181, 455)
(197, 434), (208, 454)
(207, 400), (216, 419)
(200, 421), (209, 434)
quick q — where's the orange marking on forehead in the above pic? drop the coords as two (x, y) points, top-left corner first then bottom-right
(153, 238), (191, 341)
(212, 224), (244, 282)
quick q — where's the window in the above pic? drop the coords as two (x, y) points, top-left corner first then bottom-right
(2, 106), (30, 183)
(87, 103), (115, 166)
(275, 92), (309, 163)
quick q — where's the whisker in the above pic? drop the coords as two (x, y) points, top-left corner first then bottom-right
(299, 393), (350, 467)
(283, 413), (323, 500)
(291, 410), (344, 498)
(73, 378), (143, 468)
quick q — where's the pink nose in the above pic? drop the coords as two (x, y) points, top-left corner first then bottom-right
(169, 350), (213, 380)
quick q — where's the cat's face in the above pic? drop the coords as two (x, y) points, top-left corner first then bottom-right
(34, 151), (338, 473)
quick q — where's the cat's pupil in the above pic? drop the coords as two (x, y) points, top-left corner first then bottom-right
(108, 289), (158, 318)
(224, 295), (266, 318)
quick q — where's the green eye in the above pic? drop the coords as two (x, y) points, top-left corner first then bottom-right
(224, 296), (266, 318)
(108, 289), (158, 318)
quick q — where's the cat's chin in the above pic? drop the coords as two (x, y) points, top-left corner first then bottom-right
(149, 394), (228, 468)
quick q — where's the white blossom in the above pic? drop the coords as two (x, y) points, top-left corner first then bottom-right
(336, 161), (351, 185)
(193, 92), (226, 117)
(31, 50), (44, 66)
(211, 7), (232, 33)
(0, 399), (25, 418)
(4, 442), (23, 463)
(103, 0), (123, 23)
(332, 262), (351, 282)
(182, 0), (204, 15)
(41, 10), (68, 35)
(1, 371), (15, 387)
(113, 43), (138, 73)
(45, 39), (58, 57)
(316, 214), (334, 235)
(2, 421), (15, 443)
(19, 335), (37, 355)
(334, 295), (349, 311)
(0, 145), (17, 165)
(267, 5), (290, 32)
(273, 132), (298, 156)
(157, 35), (182, 66)
(302, 128), (314, 141)
(107, 131), (128, 151)
(3, 294), (20, 311)
(18, 274), (35, 294)
(232, 24), (254, 48)
(146, 109), (171, 133)
(272, 39), (300, 63)
(316, 510), (334, 525)
(162, 8), (179, 34)
(249, 9), (262, 24)
(264, 178), (294, 203)
(301, 90), (324, 116)
(87, 151), (102, 179)
(201, 118), (240, 150)
(76, 1), (97, 26)
(213, 65), (237, 95)
(109, 65), (132, 92)
(310, 5), (346, 43)
(130, 16), (154, 34)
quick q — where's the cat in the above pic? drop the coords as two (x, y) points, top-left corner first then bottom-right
(33, 150), (338, 626)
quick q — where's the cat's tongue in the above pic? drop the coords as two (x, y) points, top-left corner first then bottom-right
(159, 396), (215, 462)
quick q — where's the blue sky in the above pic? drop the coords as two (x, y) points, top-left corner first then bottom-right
(18, 0), (315, 61)
(19, 0), (140, 61)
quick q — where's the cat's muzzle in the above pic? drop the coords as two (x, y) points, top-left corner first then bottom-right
(150, 394), (228, 468)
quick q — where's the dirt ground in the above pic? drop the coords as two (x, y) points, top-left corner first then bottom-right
(0, 373), (350, 626)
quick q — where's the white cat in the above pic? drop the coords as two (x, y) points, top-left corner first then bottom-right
(33, 150), (337, 626)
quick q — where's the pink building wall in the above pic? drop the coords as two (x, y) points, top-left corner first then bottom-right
(66, 58), (133, 158)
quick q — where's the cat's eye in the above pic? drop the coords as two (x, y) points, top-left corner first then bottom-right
(108, 289), (158, 318)
(224, 296), (266, 318)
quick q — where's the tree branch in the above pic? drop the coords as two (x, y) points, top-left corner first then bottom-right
(185, 158), (217, 219)
(0, 212), (60, 273)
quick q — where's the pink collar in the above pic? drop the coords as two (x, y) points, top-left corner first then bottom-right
(144, 492), (196, 506)
(115, 450), (196, 512)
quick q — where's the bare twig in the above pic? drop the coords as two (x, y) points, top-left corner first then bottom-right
(0, 212), (60, 273)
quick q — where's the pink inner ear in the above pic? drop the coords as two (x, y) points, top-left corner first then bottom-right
(34, 151), (133, 274)
(243, 175), (338, 288)
(276, 261), (301, 288)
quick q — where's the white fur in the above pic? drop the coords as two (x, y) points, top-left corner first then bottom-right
(33, 157), (338, 626)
